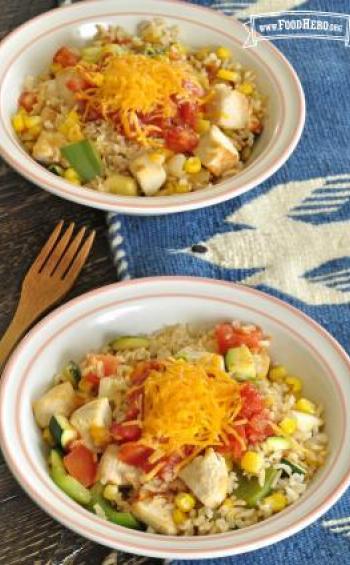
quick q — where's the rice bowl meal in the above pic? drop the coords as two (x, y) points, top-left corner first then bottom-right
(33, 320), (327, 536)
(12, 18), (265, 198)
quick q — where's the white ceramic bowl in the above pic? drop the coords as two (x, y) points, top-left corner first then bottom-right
(0, 277), (349, 559)
(0, 0), (305, 216)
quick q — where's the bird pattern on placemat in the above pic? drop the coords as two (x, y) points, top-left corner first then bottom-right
(183, 174), (350, 305)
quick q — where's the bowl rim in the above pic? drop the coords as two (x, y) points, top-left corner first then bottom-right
(0, 276), (349, 559)
(0, 0), (305, 215)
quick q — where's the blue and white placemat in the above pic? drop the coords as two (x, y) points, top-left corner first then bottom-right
(107, 1), (350, 562)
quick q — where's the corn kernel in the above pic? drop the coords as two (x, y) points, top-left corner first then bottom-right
(78, 378), (94, 393)
(216, 46), (231, 60)
(50, 63), (62, 75)
(238, 81), (254, 95)
(67, 110), (80, 123)
(175, 493), (196, 513)
(264, 491), (287, 512)
(103, 484), (119, 501)
(279, 417), (297, 435)
(42, 427), (55, 447)
(295, 398), (316, 414)
(217, 69), (240, 82)
(67, 124), (84, 142)
(184, 156), (202, 174)
(90, 424), (111, 446)
(174, 181), (191, 194)
(64, 167), (81, 184)
(172, 508), (186, 525)
(241, 451), (264, 475)
(23, 115), (42, 129)
(196, 118), (211, 134)
(285, 376), (302, 394)
(269, 365), (287, 382)
(221, 498), (234, 510)
(12, 113), (26, 133)
(264, 395), (274, 408)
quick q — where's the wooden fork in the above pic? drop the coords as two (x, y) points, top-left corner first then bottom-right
(0, 221), (95, 367)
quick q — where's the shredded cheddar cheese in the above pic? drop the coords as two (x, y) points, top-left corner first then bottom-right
(76, 54), (202, 144)
(140, 359), (241, 462)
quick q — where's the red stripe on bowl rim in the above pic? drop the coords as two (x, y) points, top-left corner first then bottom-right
(0, 278), (349, 557)
(0, 1), (304, 213)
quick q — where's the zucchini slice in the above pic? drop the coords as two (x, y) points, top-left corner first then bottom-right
(49, 414), (78, 449)
(225, 345), (256, 381)
(111, 336), (150, 351)
(49, 449), (91, 505)
(264, 436), (291, 452)
(281, 458), (307, 475)
(234, 468), (279, 508)
(62, 361), (81, 387)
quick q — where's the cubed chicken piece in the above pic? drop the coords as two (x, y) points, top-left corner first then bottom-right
(194, 125), (239, 177)
(179, 448), (228, 508)
(55, 69), (79, 107)
(208, 84), (250, 130)
(166, 154), (186, 178)
(129, 154), (166, 195)
(132, 496), (177, 535)
(98, 377), (123, 401)
(33, 382), (77, 428)
(32, 130), (66, 164)
(97, 444), (141, 486)
(70, 398), (112, 450)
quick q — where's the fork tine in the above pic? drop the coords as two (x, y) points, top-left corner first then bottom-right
(30, 220), (64, 273)
(41, 222), (75, 275)
(64, 230), (96, 283)
(54, 226), (86, 278)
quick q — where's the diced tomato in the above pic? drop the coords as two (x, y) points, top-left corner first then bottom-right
(117, 443), (154, 472)
(85, 372), (100, 386)
(158, 452), (183, 479)
(110, 422), (142, 443)
(217, 425), (246, 459)
(178, 101), (199, 129)
(63, 445), (97, 487)
(164, 126), (199, 153)
(53, 46), (80, 68)
(18, 91), (37, 112)
(238, 384), (273, 445)
(130, 360), (162, 386)
(125, 390), (143, 420)
(85, 106), (103, 122)
(138, 112), (171, 134)
(245, 412), (274, 444)
(239, 383), (264, 419)
(215, 323), (263, 354)
(66, 77), (91, 92)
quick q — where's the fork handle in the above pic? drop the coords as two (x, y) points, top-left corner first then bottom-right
(0, 299), (38, 369)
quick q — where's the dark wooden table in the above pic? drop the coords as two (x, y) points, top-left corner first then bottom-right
(0, 2), (160, 563)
